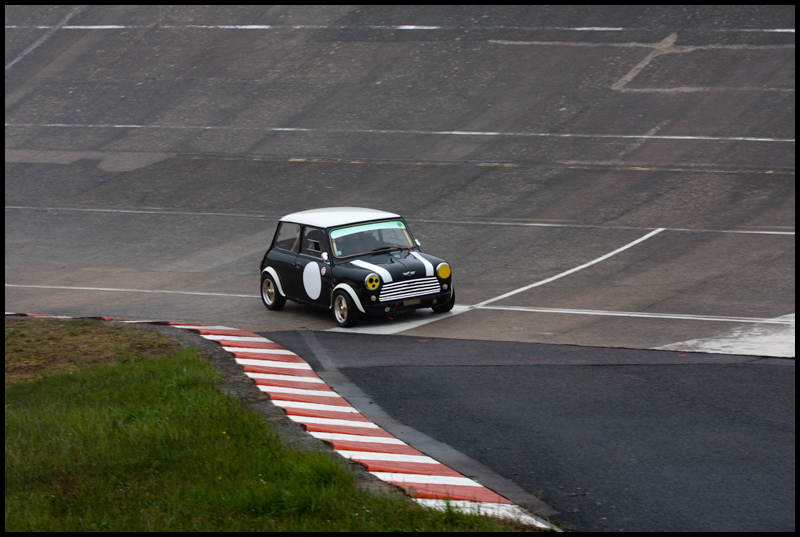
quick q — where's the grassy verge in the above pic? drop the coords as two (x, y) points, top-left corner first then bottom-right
(5, 317), (181, 384)
(5, 317), (526, 531)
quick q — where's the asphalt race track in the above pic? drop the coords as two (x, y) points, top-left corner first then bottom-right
(5, 5), (795, 531)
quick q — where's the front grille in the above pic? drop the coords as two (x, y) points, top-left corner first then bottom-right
(379, 277), (441, 302)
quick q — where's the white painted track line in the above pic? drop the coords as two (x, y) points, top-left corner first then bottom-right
(171, 324), (237, 330)
(475, 228), (666, 308)
(270, 400), (360, 413)
(5, 123), (794, 143)
(477, 306), (795, 324)
(201, 334), (273, 342)
(370, 473), (483, 487)
(326, 226), (794, 343)
(4, 284), (258, 299)
(308, 432), (407, 445)
(222, 347), (297, 355)
(655, 313), (795, 357)
(5, 6), (86, 71)
(287, 416), (380, 428)
(7, 206), (794, 235)
(245, 373), (326, 384)
(5, 23), (794, 34)
(341, 228), (666, 334)
(337, 451), (441, 464)
(234, 358), (312, 370)
(257, 386), (341, 397)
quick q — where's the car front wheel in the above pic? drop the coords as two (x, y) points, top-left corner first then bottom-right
(332, 289), (360, 328)
(432, 288), (455, 313)
(261, 272), (286, 311)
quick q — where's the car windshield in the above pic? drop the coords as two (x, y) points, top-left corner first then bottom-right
(330, 220), (414, 258)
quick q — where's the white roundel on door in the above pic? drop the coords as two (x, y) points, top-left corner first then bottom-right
(303, 261), (322, 300)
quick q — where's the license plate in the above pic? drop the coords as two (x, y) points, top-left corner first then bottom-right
(403, 298), (421, 306)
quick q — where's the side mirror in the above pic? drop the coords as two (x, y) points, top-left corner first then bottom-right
(321, 252), (329, 262)
(415, 239), (421, 247)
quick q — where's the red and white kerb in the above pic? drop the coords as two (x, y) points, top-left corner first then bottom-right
(174, 323), (550, 527)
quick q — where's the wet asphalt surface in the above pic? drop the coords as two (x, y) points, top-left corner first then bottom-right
(261, 330), (795, 532)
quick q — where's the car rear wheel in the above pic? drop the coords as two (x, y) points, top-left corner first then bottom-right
(332, 290), (360, 328)
(261, 272), (286, 311)
(432, 288), (455, 313)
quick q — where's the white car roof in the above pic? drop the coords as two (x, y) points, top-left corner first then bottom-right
(280, 207), (401, 228)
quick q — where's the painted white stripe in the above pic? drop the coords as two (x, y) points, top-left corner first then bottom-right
(350, 259), (393, 283)
(234, 358), (312, 370)
(715, 29), (795, 33)
(256, 385), (342, 397)
(477, 305), (796, 324)
(410, 251), (435, 277)
(415, 499), (551, 529)
(64, 25), (129, 29)
(5, 205), (282, 220)
(308, 432), (406, 445)
(490, 38), (797, 50)
(370, 472), (482, 487)
(270, 400), (359, 413)
(201, 334), (271, 342)
(244, 371), (325, 384)
(172, 25), (275, 30)
(8, 206), (794, 236)
(655, 313), (795, 358)
(571, 27), (624, 31)
(5, 313), (74, 318)
(475, 228), (666, 308)
(288, 416), (379, 428)
(245, 372), (325, 384)
(6, 123), (793, 143)
(333, 229), (666, 334)
(4, 283), (258, 298)
(6, 24), (793, 33)
(222, 346), (296, 355)
(172, 324), (237, 330)
(412, 218), (796, 236)
(5, 6), (86, 71)
(337, 451), (441, 464)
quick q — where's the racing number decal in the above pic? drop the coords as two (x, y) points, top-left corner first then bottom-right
(366, 275), (380, 290)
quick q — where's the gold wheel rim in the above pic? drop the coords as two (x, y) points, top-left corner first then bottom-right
(334, 295), (348, 323)
(263, 279), (275, 304)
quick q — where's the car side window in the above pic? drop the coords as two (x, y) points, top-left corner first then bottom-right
(273, 222), (301, 252)
(301, 227), (328, 258)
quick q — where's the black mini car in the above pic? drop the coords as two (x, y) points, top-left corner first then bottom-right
(259, 207), (454, 327)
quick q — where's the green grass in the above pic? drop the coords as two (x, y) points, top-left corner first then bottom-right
(5, 317), (180, 384)
(5, 320), (521, 531)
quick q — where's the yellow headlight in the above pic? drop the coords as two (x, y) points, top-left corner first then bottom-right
(437, 263), (451, 279)
(366, 274), (381, 290)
